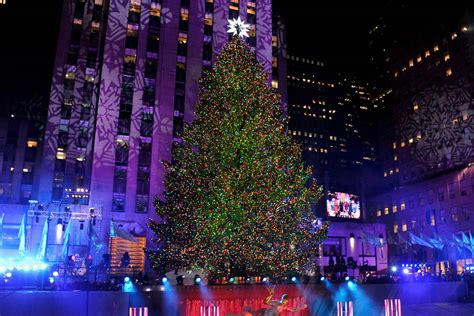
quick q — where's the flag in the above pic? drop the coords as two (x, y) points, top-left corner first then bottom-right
(110, 221), (137, 242)
(409, 232), (434, 248)
(423, 233), (444, 250)
(462, 232), (470, 249)
(60, 219), (71, 258)
(470, 232), (474, 256)
(0, 213), (4, 248)
(36, 218), (49, 259)
(89, 224), (104, 250)
(18, 214), (26, 257)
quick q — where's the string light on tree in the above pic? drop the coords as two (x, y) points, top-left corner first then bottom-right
(227, 16), (250, 38)
(147, 37), (328, 279)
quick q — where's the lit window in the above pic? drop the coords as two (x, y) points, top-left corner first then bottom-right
(408, 138), (414, 144)
(56, 151), (67, 160)
(384, 172), (388, 177)
(384, 207), (389, 215)
(393, 142), (397, 149)
(409, 59), (414, 67)
(413, 103), (419, 111)
(462, 26), (468, 32)
(151, 2), (161, 16)
(446, 68), (452, 76)
(180, 8), (189, 21)
(394, 72), (398, 78)
(271, 80), (278, 89)
(393, 223), (399, 233)
(402, 220), (407, 232)
(417, 56), (422, 63)
(394, 155), (398, 161)
(451, 33), (457, 40)
(434, 45), (439, 52)
(400, 202), (406, 210)
(444, 53), (450, 61)
(425, 50), (430, 57)
(65, 72), (76, 80)
(27, 140), (38, 148)
(377, 210), (382, 217)
(416, 133), (422, 140)
(401, 141), (405, 147)
(395, 167), (399, 173)
(392, 205), (397, 213)
(22, 168), (29, 173)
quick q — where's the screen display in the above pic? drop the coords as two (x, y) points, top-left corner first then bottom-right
(326, 192), (361, 219)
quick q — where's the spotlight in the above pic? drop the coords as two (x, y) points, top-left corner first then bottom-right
(53, 271), (59, 277)
(345, 276), (350, 281)
(320, 276), (326, 281)
(124, 276), (130, 283)
(402, 264), (405, 267)
(5, 272), (12, 278)
(229, 277), (235, 283)
(291, 276), (297, 283)
(48, 277), (55, 284)
(162, 276), (168, 284)
(391, 266), (397, 272)
(348, 280), (355, 288)
(194, 274), (201, 285)
(246, 277), (251, 284)
(262, 277), (268, 283)
(403, 268), (409, 275)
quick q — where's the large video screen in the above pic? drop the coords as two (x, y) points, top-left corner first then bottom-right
(326, 192), (361, 219)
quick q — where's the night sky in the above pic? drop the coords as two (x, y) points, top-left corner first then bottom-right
(0, 0), (470, 116)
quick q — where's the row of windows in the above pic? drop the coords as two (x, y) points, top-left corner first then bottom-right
(393, 26), (466, 78)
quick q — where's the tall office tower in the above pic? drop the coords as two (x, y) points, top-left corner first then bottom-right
(286, 55), (376, 204)
(37, 0), (284, 264)
(367, 16), (474, 266)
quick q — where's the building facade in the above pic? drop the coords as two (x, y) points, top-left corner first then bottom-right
(367, 22), (474, 270)
(29, 0), (284, 265)
(286, 55), (376, 211)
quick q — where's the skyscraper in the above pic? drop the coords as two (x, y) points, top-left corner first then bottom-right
(36, 0), (284, 265)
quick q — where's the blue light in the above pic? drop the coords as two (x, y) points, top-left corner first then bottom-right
(52, 271), (59, 277)
(48, 277), (55, 284)
(348, 280), (355, 289)
(195, 277), (202, 284)
(403, 268), (409, 274)
(5, 272), (12, 278)
(229, 277), (235, 283)
(0, 266), (5, 273)
(124, 276), (130, 283)
(162, 277), (168, 283)
(291, 276), (297, 283)
(320, 276), (325, 281)
(402, 264), (405, 267)
(262, 277), (268, 283)
(391, 266), (397, 272)
(40, 263), (48, 270)
(345, 276), (350, 281)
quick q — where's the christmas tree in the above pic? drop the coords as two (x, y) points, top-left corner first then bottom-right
(148, 37), (328, 278)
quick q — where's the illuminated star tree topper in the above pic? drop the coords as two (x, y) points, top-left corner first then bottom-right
(227, 16), (250, 38)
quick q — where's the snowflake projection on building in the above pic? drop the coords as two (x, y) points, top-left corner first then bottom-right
(398, 82), (474, 168)
(227, 16), (250, 38)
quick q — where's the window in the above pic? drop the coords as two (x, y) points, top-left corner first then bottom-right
(438, 188), (444, 201)
(418, 194), (425, 206)
(444, 53), (450, 61)
(425, 50), (430, 57)
(392, 205), (397, 213)
(451, 207), (458, 222)
(462, 207), (470, 221)
(376, 210), (382, 217)
(402, 220), (407, 232)
(448, 182), (456, 199)
(384, 207), (389, 215)
(27, 140), (38, 148)
(434, 45), (439, 52)
(400, 201), (406, 211)
(440, 210), (446, 224)
(446, 68), (452, 76)
(409, 59), (414, 67)
(393, 223), (399, 234)
(411, 218), (416, 229)
(428, 189), (434, 203)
